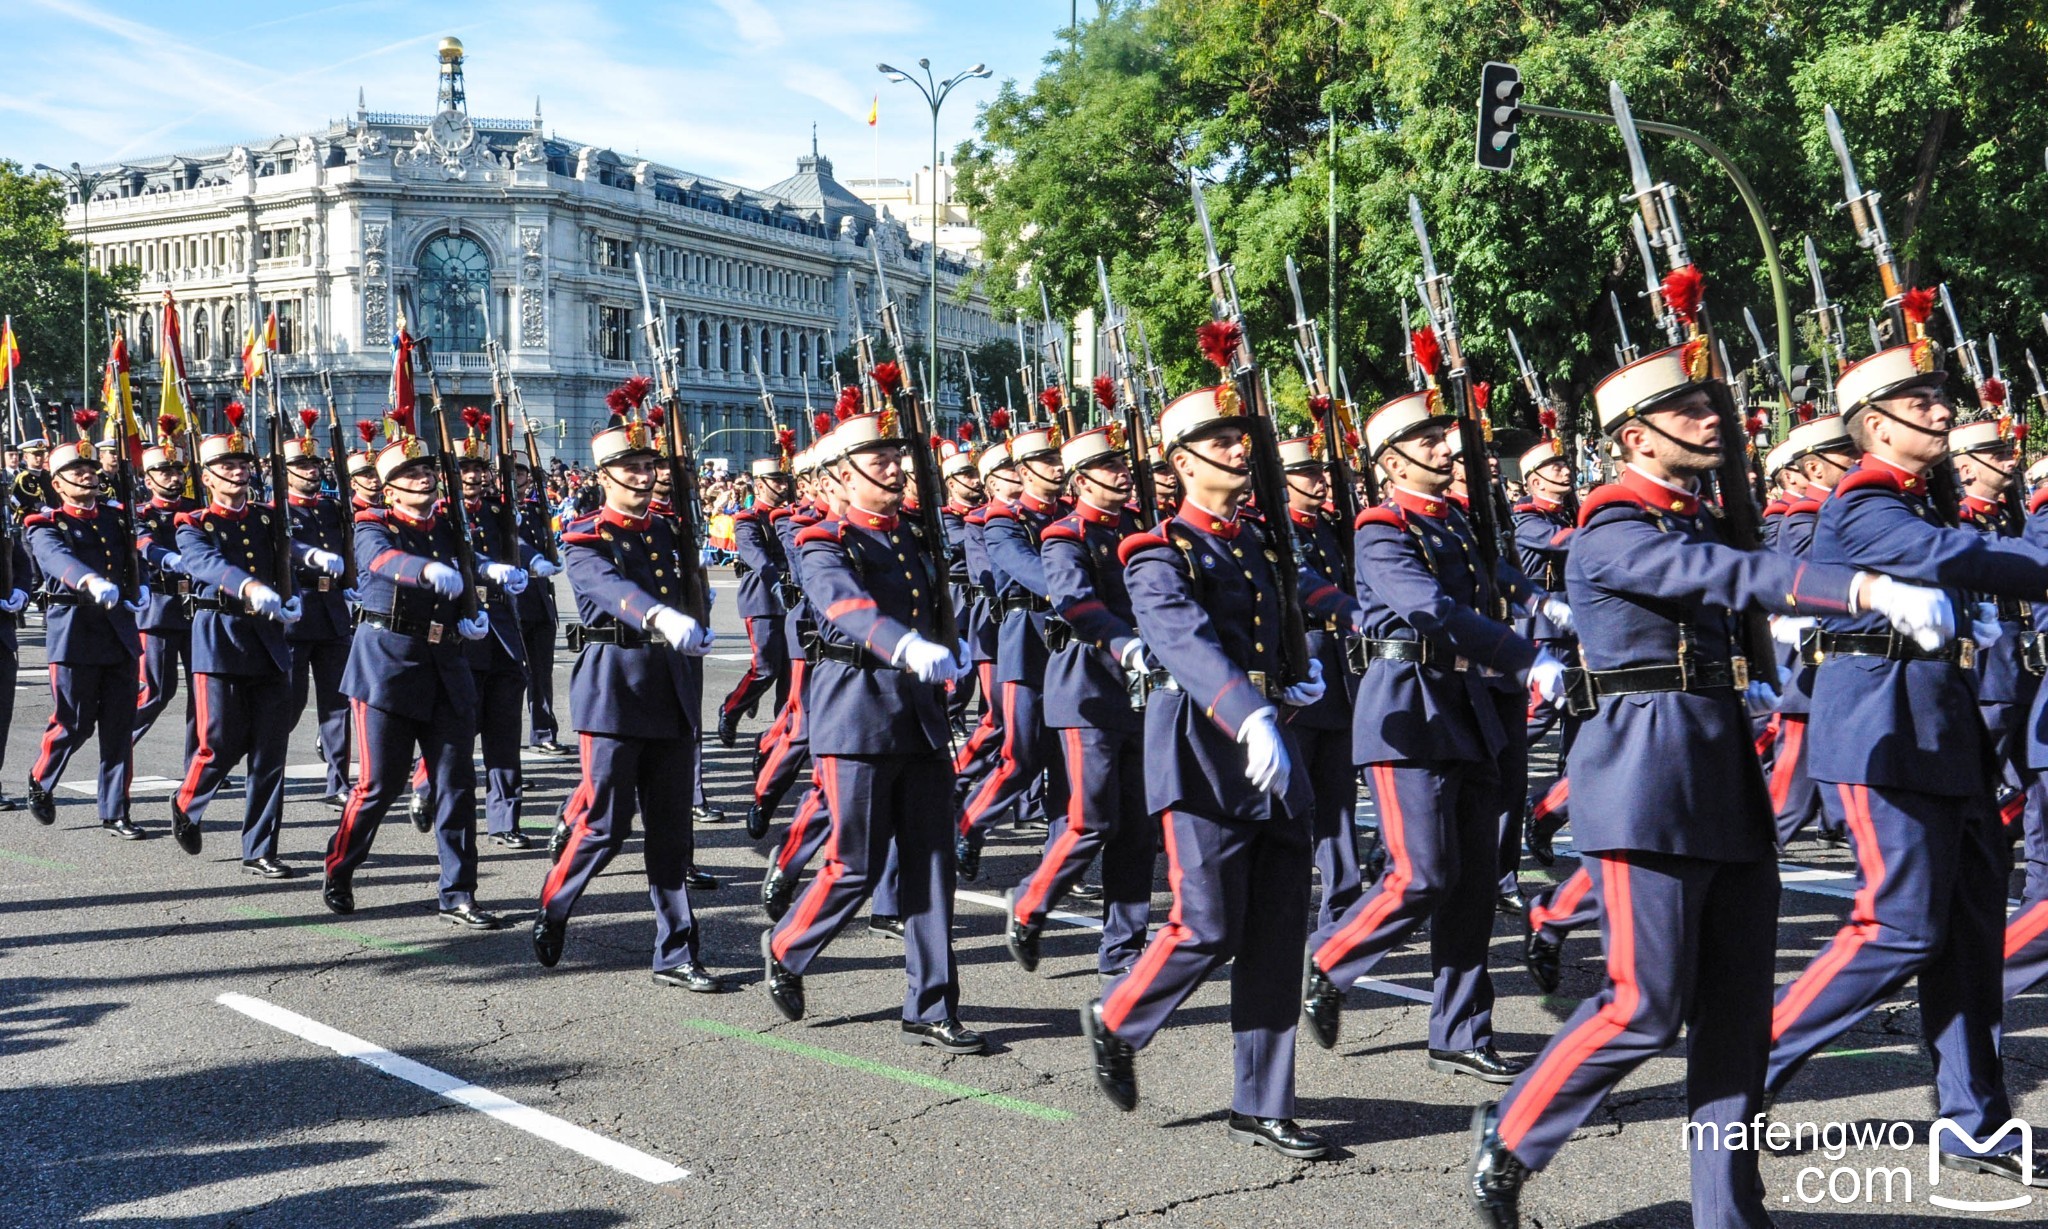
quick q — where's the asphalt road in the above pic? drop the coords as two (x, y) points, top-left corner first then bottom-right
(5, 571), (2046, 1228)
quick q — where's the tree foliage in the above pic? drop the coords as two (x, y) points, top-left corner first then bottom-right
(0, 160), (137, 412)
(956, 0), (2048, 442)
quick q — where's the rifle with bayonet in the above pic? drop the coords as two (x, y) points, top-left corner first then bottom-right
(1610, 292), (1639, 366)
(413, 338), (481, 622)
(1336, 367), (1381, 505)
(870, 242), (958, 648)
(1189, 171), (1312, 687)
(1608, 79), (1776, 670)
(1096, 255), (1160, 528)
(317, 370), (357, 591)
(1631, 215), (1679, 347)
(1038, 284), (1077, 434)
(1803, 236), (1850, 389)
(1014, 315), (1037, 422)
(494, 335), (557, 565)
(632, 253), (710, 623)
(1283, 254), (1356, 586)
(958, 346), (990, 439)
(1982, 332), (2026, 535)
(1400, 299), (1424, 391)
(262, 358), (296, 608)
(479, 314), (521, 570)
(1408, 193), (1512, 619)
(1136, 320), (1169, 409)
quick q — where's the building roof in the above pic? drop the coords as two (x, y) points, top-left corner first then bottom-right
(759, 151), (875, 233)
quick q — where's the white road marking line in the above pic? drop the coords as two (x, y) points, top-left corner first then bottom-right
(216, 992), (689, 1185)
(951, 890), (1435, 1004)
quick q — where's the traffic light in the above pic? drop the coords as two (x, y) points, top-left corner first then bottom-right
(1475, 62), (1524, 172)
(1788, 364), (1822, 405)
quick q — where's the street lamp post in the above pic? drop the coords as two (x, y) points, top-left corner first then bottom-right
(1318, 9), (1346, 382)
(35, 162), (116, 406)
(878, 58), (990, 417)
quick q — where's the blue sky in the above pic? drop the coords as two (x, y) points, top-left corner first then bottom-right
(1, 0), (1075, 189)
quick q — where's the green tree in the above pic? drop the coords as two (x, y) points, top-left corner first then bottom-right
(957, 1), (2048, 448)
(0, 161), (138, 414)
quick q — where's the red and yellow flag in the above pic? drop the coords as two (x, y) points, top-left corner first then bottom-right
(867, 95), (878, 127)
(159, 290), (195, 438)
(0, 316), (19, 389)
(102, 329), (143, 465)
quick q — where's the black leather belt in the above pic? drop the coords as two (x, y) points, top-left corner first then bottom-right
(183, 593), (253, 616)
(776, 578), (803, 607)
(1800, 629), (1977, 670)
(806, 634), (888, 670)
(2023, 631), (2047, 678)
(999, 592), (1050, 616)
(36, 589), (83, 608)
(358, 609), (450, 644)
(564, 622), (668, 651)
(1350, 636), (1475, 673)
(1561, 657), (1748, 717)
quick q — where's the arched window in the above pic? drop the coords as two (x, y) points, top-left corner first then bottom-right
(698, 320), (711, 368)
(219, 305), (236, 359)
(136, 313), (154, 364)
(740, 326), (752, 373)
(718, 323), (731, 371)
(798, 333), (809, 375)
(416, 234), (491, 352)
(674, 314), (689, 359)
(191, 307), (209, 362)
(778, 330), (789, 377)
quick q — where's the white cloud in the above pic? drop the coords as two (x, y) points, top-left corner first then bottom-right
(705, 0), (785, 49)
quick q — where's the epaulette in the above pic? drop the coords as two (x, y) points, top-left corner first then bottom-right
(174, 510), (208, 531)
(795, 520), (844, 547)
(733, 507), (760, 523)
(1832, 467), (1905, 499)
(21, 512), (54, 530)
(769, 506), (794, 522)
(1512, 501), (1540, 515)
(982, 503), (1018, 523)
(1575, 485), (1653, 528)
(1355, 506), (1407, 532)
(1761, 499), (1787, 518)
(1040, 520), (1084, 543)
(353, 508), (389, 526)
(1785, 498), (1823, 517)
(2031, 488), (2048, 516)
(1117, 531), (1171, 567)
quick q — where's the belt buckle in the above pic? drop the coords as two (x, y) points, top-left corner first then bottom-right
(1454, 656), (1471, 673)
(176, 577), (191, 595)
(318, 576), (332, 591)
(1731, 655), (1749, 690)
(1957, 638), (1977, 671)
(426, 622), (444, 645)
(1247, 670), (1269, 699)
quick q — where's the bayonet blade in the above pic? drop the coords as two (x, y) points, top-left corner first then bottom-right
(1407, 194), (1439, 282)
(1190, 171), (1224, 277)
(1609, 291), (1635, 352)
(1507, 328), (1532, 378)
(1284, 255), (1310, 328)
(1742, 306), (1773, 366)
(1803, 235), (1830, 309)
(1823, 105), (1863, 203)
(2027, 348), (2046, 396)
(1939, 283), (1965, 344)
(1629, 215), (1659, 287)
(1609, 80), (1655, 197)
(1989, 333), (2004, 382)
(1095, 255), (1116, 326)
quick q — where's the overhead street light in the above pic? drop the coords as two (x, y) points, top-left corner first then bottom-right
(35, 161), (116, 404)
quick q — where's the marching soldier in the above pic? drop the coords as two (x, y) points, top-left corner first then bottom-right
(1764, 341), (2048, 1189)
(1301, 392), (1564, 1081)
(1080, 387), (1345, 1157)
(938, 433), (982, 735)
(168, 422), (341, 876)
(131, 434), (197, 757)
(23, 420), (149, 836)
(949, 441), (1016, 811)
(533, 415), (724, 989)
(324, 426), (515, 927)
(762, 409), (983, 1053)
(956, 424), (1067, 881)
(514, 455), (568, 756)
(1466, 343), (1952, 1227)
(347, 425), (384, 510)
(281, 426), (355, 809)
(1950, 418), (2035, 795)
(1005, 424), (1153, 980)
(0, 496), (31, 812)
(2006, 453), (2048, 1000)
(718, 455), (794, 747)
(749, 441), (826, 843)
(1510, 440), (1577, 866)
(13, 436), (53, 517)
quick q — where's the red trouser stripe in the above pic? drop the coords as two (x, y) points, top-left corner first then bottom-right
(1102, 809), (1186, 1034)
(1314, 764), (1410, 972)
(136, 633), (154, 702)
(1530, 776), (1569, 824)
(539, 734), (600, 908)
(2007, 900), (2048, 960)
(774, 755), (846, 962)
(722, 619), (770, 717)
(325, 700), (374, 876)
(1528, 866), (1591, 931)
(32, 664), (64, 784)
(1772, 783), (1884, 1040)
(1500, 854), (1640, 1150)
(1767, 716), (1806, 815)
(774, 784), (823, 872)
(957, 681), (1020, 836)
(175, 673), (215, 812)
(1014, 727), (1089, 925)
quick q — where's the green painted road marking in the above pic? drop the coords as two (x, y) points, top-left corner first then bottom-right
(680, 1018), (1072, 1122)
(0, 848), (81, 871)
(228, 904), (457, 963)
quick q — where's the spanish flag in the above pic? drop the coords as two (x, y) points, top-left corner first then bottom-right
(867, 95), (878, 127)
(0, 316), (18, 389)
(159, 290), (195, 437)
(102, 329), (143, 466)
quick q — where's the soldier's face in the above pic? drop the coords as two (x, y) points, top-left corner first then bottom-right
(51, 462), (99, 504)
(1075, 455), (1131, 508)
(145, 466), (186, 496)
(23, 450), (47, 471)
(1636, 392), (1722, 471)
(1865, 390), (1953, 468)
(1285, 465), (1327, 510)
(1173, 427), (1252, 505)
(385, 464), (439, 514)
(841, 446), (906, 512)
(1527, 460), (1572, 499)
(287, 459), (323, 494)
(1020, 456), (1066, 498)
(204, 458), (253, 504)
(351, 469), (381, 499)
(985, 468), (1021, 503)
(1385, 426), (1453, 493)
(600, 458), (658, 514)
(755, 475), (792, 506)
(459, 463), (490, 499)
(946, 471), (984, 506)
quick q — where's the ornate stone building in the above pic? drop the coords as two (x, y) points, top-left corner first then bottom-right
(56, 39), (1006, 465)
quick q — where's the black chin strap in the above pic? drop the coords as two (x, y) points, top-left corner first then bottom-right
(1631, 413), (1725, 461)
(1177, 446), (1249, 479)
(1385, 441), (1452, 479)
(1864, 401), (1949, 441)
(848, 454), (906, 495)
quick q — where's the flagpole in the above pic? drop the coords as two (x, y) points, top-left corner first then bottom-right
(4, 316), (19, 447)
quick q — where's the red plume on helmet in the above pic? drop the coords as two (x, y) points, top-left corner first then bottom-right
(1797, 401), (1817, 422)
(1196, 320), (1241, 372)
(957, 422), (975, 442)
(1538, 406), (1558, 431)
(1660, 264), (1706, 325)
(928, 434), (944, 452)
(223, 401), (246, 428)
(1038, 386), (1064, 415)
(158, 413), (180, 438)
(777, 426), (796, 457)
(1092, 373), (1116, 410)
(833, 385), (862, 421)
(388, 405), (414, 433)
(1900, 287), (1936, 326)
(1308, 394), (1333, 418)
(461, 406), (483, 431)
(73, 408), (97, 431)
(812, 411), (833, 437)
(1410, 326), (1442, 376)
(990, 407), (1010, 433)
(1472, 380), (1491, 412)
(1745, 413), (1765, 436)
(621, 375), (652, 407)
(357, 419), (378, 443)
(298, 407), (318, 432)
(1982, 377), (2009, 408)
(646, 405), (666, 429)
(870, 361), (903, 398)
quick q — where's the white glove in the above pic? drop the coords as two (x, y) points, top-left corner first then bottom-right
(243, 582), (284, 620)
(1236, 707), (1291, 795)
(530, 556), (561, 578)
(1771, 615), (1815, 649)
(421, 562), (463, 600)
(648, 604), (702, 652)
(1973, 615), (2005, 651)
(279, 594), (304, 626)
(1860, 574), (1955, 654)
(687, 623), (717, 656)
(160, 551), (183, 572)
(1119, 638), (1150, 673)
(307, 549), (345, 578)
(123, 585), (151, 614)
(82, 575), (120, 609)
(341, 587), (361, 605)
(0, 589), (25, 614)
(1525, 648), (1567, 704)
(1744, 679), (1780, 716)
(1281, 656), (1327, 707)
(483, 561), (529, 595)
(1537, 596), (1573, 635)
(457, 611), (491, 641)
(894, 632), (958, 684)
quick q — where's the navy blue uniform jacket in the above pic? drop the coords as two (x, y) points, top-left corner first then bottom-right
(798, 504), (949, 756)
(561, 506), (699, 741)
(1041, 500), (1142, 732)
(175, 500), (309, 676)
(27, 502), (143, 665)
(343, 505), (477, 721)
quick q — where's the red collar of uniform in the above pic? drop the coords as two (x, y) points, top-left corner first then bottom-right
(58, 501), (101, 521)
(1288, 506), (1320, 529)
(1527, 493), (1562, 515)
(1020, 491), (1057, 517)
(1389, 486), (1451, 520)
(1803, 481), (1834, 500)
(289, 493), (320, 508)
(1618, 465), (1701, 516)
(1074, 498), (1121, 527)
(208, 501), (250, 521)
(845, 503), (898, 532)
(600, 505), (651, 532)
(1175, 498), (1241, 540)
(1858, 452), (1926, 493)
(1448, 489), (1471, 510)
(388, 505), (436, 531)
(650, 497), (675, 517)
(151, 494), (184, 510)
(944, 502), (974, 516)
(1962, 493), (2000, 520)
